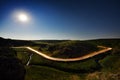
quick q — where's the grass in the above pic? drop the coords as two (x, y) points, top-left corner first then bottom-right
(33, 41), (99, 58)
(15, 47), (101, 72)
(99, 54), (120, 72)
(15, 50), (119, 80)
(25, 65), (87, 80)
(13, 39), (120, 80)
(25, 65), (72, 80)
(23, 50), (120, 80)
(14, 48), (30, 64)
(1, 37), (120, 80)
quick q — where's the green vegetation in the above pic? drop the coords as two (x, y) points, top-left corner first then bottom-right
(0, 37), (120, 80)
(86, 53), (120, 80)
(25, 65), (72, 80)
(16, 38), (120, 80)
(14, 48), (32, 65)
(100, 54), (120, 71)
(16, 52), (101, 72)
(37, 41), (98, 58)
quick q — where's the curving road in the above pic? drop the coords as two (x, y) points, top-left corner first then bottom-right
(20, 46), (112, 62)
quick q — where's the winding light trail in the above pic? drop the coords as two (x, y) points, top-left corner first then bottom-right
(18, 46), (112, 62)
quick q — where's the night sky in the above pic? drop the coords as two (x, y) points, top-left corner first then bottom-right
(0, 0), (120, 40)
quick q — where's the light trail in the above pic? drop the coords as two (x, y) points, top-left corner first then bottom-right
(13, 46), (112, 62)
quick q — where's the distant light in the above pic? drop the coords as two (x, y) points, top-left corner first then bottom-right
(17, 13), (29, 22)
(13, 10), (30, 23)
(18, 13), (28, 22)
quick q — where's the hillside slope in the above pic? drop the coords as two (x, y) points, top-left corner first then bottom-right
(38, 41), (99, 58)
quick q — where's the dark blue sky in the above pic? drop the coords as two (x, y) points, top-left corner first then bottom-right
(0, 0), (120, 40)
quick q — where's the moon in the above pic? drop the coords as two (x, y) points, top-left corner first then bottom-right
(13, 11), (30, 23)
(17, 13), (29, 22)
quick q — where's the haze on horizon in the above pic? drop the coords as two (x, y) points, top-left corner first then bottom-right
(0, 0), (120, 40)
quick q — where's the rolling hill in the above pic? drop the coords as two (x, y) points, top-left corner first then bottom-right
(0, 37), (120, 80)
(37, 41), (99, 58)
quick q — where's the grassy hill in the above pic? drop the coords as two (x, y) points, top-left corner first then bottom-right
(0, 37), (120, 80)
(19, 38), (120, 80)
(37, 41), (98, 58)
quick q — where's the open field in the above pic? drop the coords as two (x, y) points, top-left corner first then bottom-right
(15, 46), (120, 80)
(0, 37), (120, 80)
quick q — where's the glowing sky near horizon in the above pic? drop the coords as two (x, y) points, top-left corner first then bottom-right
(0, 0), (120, 40)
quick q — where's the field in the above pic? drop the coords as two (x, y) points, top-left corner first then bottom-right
(0, 37), (120, 80)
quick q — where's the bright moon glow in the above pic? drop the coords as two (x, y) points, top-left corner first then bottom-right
(17, 13), (29, 22)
